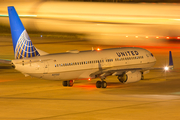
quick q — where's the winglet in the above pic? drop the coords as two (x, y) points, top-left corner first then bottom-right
(169, 51), (174, 69)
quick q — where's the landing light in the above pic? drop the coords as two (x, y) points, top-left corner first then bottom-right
(164, 66), (169, 71)
(96, 48), (101, 51)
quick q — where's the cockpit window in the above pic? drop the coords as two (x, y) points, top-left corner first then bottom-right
(151, 53), (154, 57)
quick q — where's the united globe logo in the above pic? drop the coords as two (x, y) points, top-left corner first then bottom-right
(15, 30), (40, 59)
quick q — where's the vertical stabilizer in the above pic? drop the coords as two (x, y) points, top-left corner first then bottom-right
(8, 6), (40, 59)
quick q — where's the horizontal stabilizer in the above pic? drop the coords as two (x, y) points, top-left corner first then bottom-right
(0, 59), (12, 64)
(36, 49), (49, 56)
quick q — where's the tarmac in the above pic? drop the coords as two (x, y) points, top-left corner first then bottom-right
(1, 35), (180, 120)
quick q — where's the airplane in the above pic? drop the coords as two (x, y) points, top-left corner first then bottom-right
(0, 6), (173, 88)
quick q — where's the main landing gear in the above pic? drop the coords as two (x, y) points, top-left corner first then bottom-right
(141, 73), (144, 80)
(96, 79), (107, 88)
(63, 80), (73, 87)
(62, 79), (107, 88)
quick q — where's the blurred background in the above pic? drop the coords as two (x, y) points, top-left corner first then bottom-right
(0, 0), (180, 47)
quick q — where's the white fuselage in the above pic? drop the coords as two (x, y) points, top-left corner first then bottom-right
(12, 47), (156, 80)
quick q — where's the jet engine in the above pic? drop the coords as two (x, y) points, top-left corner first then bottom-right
(118, 71), (142, 84)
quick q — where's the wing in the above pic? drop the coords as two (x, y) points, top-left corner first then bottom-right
(90, 67), (149, 79)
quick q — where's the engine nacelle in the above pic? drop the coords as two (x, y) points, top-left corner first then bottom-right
(118, 71), (142, 84)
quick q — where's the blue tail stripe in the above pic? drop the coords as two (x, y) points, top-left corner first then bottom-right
(8, 6), (25, 52)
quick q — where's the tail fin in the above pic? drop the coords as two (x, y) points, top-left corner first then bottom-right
(8, 6), (40, 59)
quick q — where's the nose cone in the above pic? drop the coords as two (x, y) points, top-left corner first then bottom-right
(153, 57), (156, 65)
(153, 56), (156, 62)
(145, 50), (156, 63)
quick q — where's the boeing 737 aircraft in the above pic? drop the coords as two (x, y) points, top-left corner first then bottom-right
(0, 6), (173, 88)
